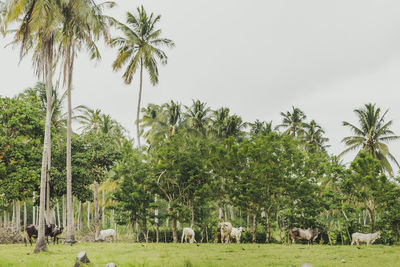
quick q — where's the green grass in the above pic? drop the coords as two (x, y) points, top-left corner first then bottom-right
(0, 243), (399, 267)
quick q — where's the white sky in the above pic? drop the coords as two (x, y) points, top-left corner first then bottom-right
(1, 0), (400, 170)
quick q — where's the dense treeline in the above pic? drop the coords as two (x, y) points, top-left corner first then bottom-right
(1, 86), (400, 245)
(1, 1), (400, 250)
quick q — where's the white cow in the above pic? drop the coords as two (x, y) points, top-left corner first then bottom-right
(230, 227), (244, 243)
(99, 229), (117, 243)
(181, 227), (196, 243)
(220, 222), (233, 244)
(351, 232), (380, 245)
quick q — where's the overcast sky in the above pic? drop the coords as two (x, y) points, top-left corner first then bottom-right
(1, 0), (400, 169)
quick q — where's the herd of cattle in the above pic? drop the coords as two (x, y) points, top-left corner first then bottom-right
(22, 222), (381, 246)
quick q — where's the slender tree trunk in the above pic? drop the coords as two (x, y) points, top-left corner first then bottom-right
(62, 195), (66, 228)
(65, 45), (76, 245)
(16, 201), (20, 233)
(94, 181), (100, 240)
(4, 211), (7, 228)
(155, 195), (159, 243)
(191, 205), (195, 228)
(206, 227), (209, 243)
(228, 204), (234, 220)
(265, 213), (271, 243)
(56, 199), (60, 227)
(87, 201), (90, 229)
(368, 208), (374, 233)
(0, 215), (2, 228)
(252, 213), (257, 243)
(12, 200), (16, 232)
(171, 216), (178, 243)
(102, 189), (105, 228)
(136, 60), (144, 149)
(46, 153), (50, 213)
(35, 46), (53, 253)
(77, 201), (81, 231)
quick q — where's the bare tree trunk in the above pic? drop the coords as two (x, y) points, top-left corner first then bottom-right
(87, 201), (90, 229)
(46, 153), (50, 214)
(56, 199), (60, 227)
(62, 195), (66, 228)
(94, 181), (100, 240)
(228, 204), (234, 220)
(12, 200), (16, 232)
(247, 215), (250, 231)
(136, 60), (144, 149)
(252, 213), (257, 243)
(171, 216), (178, 243)
(32, 206), (36, 225)
(155, 195), (159, 243)
(219, 207), (223, 220)
(77, 201), (81, 231)
(102, 189), (105, 228)
(368, 208), (375, 233)
(34, 47), (53, 253)
(16, 201), (20, 233)
(265, 213), (271, 243)
(191, 205), (195, 228)
(65, 47), (76, 244)
(4, 211), (8, 228)
(206, 227), (209, 243)
(0, 215), (2, 228)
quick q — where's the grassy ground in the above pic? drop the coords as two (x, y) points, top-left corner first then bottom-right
(0, 242), (399, 267)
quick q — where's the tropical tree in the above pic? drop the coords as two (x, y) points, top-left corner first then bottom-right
(249, 120), (273, 138)
(276, 106), (307, 137)
(57, 0), (112, 244)
(341, 103), (400, 176)
(5, 0), (61, 253)
(111, 6), (175, 148)
(303, 120), (329, 153)
(183, 100), (211, 136)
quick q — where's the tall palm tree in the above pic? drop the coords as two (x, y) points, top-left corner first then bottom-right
(5, 0), (61, 253)
(276, 106), (307, 138)
(249, 120), (273, 138)
(303, 120), (329, 153)
(183, 100), (211, 136)
(341, 103), (400, 176)
(210, 107), (246, 141)
(111, 6), (175, 148)
(57, 0), (111, 243)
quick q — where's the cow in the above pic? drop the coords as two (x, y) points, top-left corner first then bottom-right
(220, 222), (233, 244)
(50, 226), (64, 244)
(181, 227), (196, 243)
(230, 227), (245, 243)
(24, 224), (59, 246)
(291, 227), (322, 245)
(99, 229), (117, 243)
(351, 232), (380, 245)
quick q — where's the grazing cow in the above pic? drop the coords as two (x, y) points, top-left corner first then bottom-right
(230, 227), (245, 243)
(220, 222), (233, 244)
(49, 226), (64, 244)
(181, 227), (196, 243)
(351, 232), (380, 245)
(291, 227), (322, 245)
(99, 229), (117, 242)
(24, 224), (57, 246)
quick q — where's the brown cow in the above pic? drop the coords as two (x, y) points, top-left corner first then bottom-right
(291, 227), (322, 245)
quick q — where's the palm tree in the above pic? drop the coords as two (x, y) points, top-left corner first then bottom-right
(303, 120), (329, 153)
(111, 6), (175, 148)
(210, 107), (246, 141)
(57, 0), (111, 243)
(341, 103), (400, 176)
(183, 100), (211, 136)
(249, 120), (273, 137)
(276, 106), (307, 138)
(5, 0), (61, 253)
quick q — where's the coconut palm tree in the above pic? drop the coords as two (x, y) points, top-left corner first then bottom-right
(249, 120), (273, 137)
(303, 120), (329, 153)
(210, 107), (246, 141)
(276, 106), (307, 138)
(57, 0), (111, 243)
(183, 100), (211, 136)
(340, 103), (400, 176)
(5, 0), (61, 253)
(110, 6), (175, 148)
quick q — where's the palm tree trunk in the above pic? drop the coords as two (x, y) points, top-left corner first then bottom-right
(77, 201), (81, 231)
(368, 208), (375, 233)
(16, 201), (20, 233)
(136, 60), (143, 148)
(87, 201), (90, 229)
(171, 216), (178, 243)
(23, 201), (27, 231)
(155, 195), (159, 243)
(94, 181), (100, 240)
(252, 213), (257, 243)
(102, 189), (105, 228)
(65, 45), (76, 244)
(34, 45), (53, 253)
(56, 198), (60, 227)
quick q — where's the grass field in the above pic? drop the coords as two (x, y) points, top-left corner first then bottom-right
(0, 243), (399, 267)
